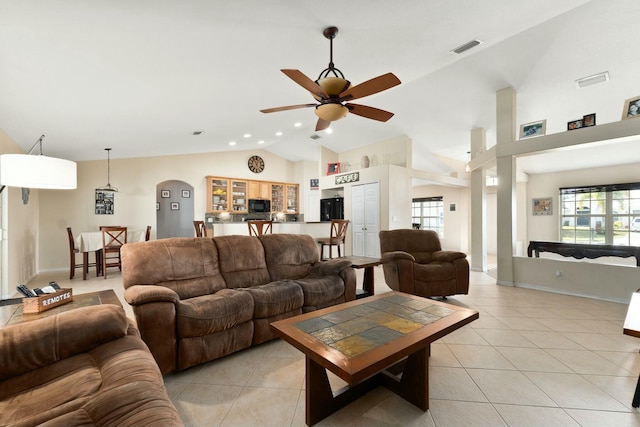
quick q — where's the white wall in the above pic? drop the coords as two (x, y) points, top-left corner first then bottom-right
(0, 130), (40, 298)
(412, 184), (471, 253)
(525, 162), (640, 242)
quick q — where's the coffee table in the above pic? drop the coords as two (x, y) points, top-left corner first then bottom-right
(0, 289), (122, 326)
(270, 291), (478, 425)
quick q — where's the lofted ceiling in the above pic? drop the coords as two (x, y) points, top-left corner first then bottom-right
(1, 0), (639, 178)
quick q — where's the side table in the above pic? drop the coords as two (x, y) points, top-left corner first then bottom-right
(1, 289), (122, 326)
(344, 256), (387, 299)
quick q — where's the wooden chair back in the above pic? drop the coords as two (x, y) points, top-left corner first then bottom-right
(194, 220), (207, 237)
(247, 220), (273, 236)
(145, 225), (151, 241)
(317, 219), (349, 259)
(330, 219), (349, 244)
(101, 226), (127, 279)
(67, 227), (82, 279)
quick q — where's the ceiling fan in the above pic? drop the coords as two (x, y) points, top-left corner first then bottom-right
(260, 26), (401, 131)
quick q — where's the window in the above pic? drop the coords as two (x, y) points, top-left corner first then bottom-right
(560, 183), (640, 246)
(412, 197), (443, 237)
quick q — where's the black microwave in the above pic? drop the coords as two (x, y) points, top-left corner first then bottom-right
(248, 199), (270, 213)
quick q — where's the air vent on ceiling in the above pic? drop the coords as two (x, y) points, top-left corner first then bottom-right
(575, 71), (609, 89)
(451, 39), (483, 54)
(309, 134), (321, 140)
(192, 131), (204, 135)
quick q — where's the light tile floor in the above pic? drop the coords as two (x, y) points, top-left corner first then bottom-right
(30, 265), (640, 427)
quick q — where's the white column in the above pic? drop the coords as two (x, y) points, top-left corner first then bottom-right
(496, 87), (517, 286)
(470, 128), (487, 272)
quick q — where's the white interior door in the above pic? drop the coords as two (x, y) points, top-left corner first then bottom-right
(351, 182), (380, 257)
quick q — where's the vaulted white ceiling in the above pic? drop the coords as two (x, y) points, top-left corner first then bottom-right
(1, 0), (638, 176)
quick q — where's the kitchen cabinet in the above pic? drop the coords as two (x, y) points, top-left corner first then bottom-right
(248, 181), (271, 200)
(207, 176), (297, 214)
(206, 176), (248, 213)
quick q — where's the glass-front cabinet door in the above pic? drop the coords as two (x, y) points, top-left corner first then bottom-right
(285, 184), (298, 213)
(271, 184), (284, 212)
(230, 180), (248, 212)
(207, 177), (229, 213)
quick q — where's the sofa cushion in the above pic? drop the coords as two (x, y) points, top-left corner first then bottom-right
(177, 289), (254, 338)
(293, 275), (345, 307)
(240, 280), (304, 319)
(258, 234), (319, 281)
(414, 262), (455, 281)
(214, 235), (271, 288)
(0, 305), (128, 382)
(122, 237), (227, 299)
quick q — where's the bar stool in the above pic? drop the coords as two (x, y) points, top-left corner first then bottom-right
(317, 219), (349, 260)
(247, 220), (273, 236)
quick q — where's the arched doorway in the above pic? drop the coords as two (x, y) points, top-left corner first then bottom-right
(156, 180), (194, 238)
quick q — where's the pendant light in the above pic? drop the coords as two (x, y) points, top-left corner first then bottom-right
(96, 148), (118, 192)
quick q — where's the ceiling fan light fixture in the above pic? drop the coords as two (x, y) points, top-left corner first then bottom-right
(315, 104), (348, 122)
(315, 77), (351, 98)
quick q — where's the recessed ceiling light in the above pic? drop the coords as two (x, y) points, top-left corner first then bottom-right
(275, 131), (283, 136)
(575, 71), (609, 89)
(243, 133), (251, 138)
(451, 39), (483, 54)
(325, 128), (333, 134)
(258, 140), (264, 144)
(294, 122), (302, 127)
(229, 141), (236, 146)
(192, 131), (204, 135)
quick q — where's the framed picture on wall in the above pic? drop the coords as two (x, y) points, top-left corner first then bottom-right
(161, 190), (170, 198)
(182, 190), (190, 198)
(171, 202), (180, 210)
(532, 197), (552, 216)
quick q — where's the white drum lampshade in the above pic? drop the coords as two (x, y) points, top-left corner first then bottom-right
(0, 154), (77, 190)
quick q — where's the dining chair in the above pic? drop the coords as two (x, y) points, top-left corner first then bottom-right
(101, 226), (127, 279)
(145, 225), (151, 241)
(317, 219), (349, 260)
(247, 220), (273, 236)
(67, 227), (98, 279)
(194, 220), (209, 237)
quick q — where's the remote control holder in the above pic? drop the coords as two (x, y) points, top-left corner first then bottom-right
(22, 288), (73, 314)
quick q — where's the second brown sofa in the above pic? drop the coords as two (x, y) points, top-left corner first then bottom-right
(122, 234), (356, 374)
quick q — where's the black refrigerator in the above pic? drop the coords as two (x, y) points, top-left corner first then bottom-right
(320, 197), (344, 221)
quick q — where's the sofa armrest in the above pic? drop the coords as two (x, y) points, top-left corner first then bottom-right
(309, 259), (353, 276)
(0, 305), (128, 382)
(382, 250), (415, 262)
(124, 284), (180, 306)
(431, 250), (467, 263)
(123, 285), (179, 374)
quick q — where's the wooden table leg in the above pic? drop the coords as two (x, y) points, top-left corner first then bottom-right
(82, 252), (88, 280)
(381, 346), (429, 410)
(633, 373), (640, 407)
(362, 266), (375, 296)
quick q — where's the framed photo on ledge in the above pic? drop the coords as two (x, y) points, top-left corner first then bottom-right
(622, 95), (640, 120)
(327, 162), (340, 175)
(519, 119), (546, 139)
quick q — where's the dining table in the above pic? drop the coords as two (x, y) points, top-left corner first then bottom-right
(74, 229), (147, 280)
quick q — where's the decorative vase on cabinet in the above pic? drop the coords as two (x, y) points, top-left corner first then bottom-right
(360, 155), (370, 168)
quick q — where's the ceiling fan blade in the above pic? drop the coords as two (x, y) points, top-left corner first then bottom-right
(260, 103), (317, 113)
(281, 69), (329, 99)
(315, 118), (331, 131)
(339, 73), (401, 101)
(346, 103), (395, 122)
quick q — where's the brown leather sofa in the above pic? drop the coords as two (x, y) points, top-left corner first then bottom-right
(121, 234), (356, 374)
(380, 229), (469, 298)
(0, 305), (183, 427)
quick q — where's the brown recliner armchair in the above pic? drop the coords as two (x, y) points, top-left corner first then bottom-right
(380, 229), (469, 298)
